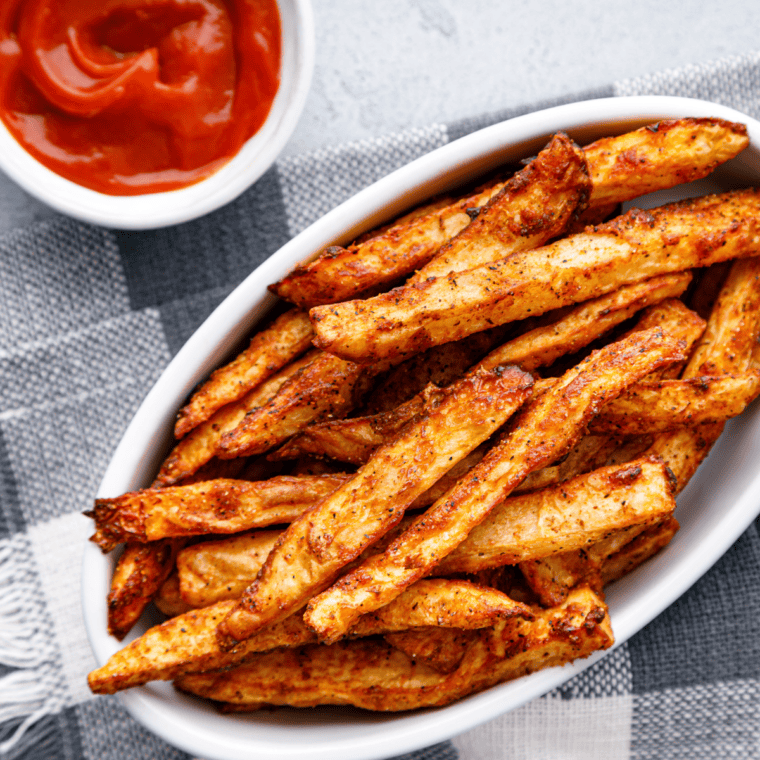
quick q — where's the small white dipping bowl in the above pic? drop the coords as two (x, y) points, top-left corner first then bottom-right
(83, 95), (760, 760)
(0, 0), (314, 230)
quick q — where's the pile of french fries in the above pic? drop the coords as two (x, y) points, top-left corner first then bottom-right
(86, 117), (760, 713)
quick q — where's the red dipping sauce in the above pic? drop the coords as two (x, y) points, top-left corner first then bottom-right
(0, 0), (281, 195)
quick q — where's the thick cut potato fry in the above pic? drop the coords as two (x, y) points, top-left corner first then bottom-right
(87, 579), (529, 695)
(174, 309), (314, 438)
(304, 327), (684, 643)
(217, 351), (378, 459)
(601, 516), (680, 584)
(177, 587), (612, 712)
(647, 256), (760, 490)
(590, 372), (760, 435)
(178, 531), (281, 607)
(384, 628), (477, 674)
(407, 133), (590, 282)
(582, 117), (749, 208)
(87, 475), (351, 552)
(435, 457), (675, 575)
(155, 572), (193, 617)
(276, 276), (693, 466)
(106, 539), (181, 640)
(271, 133), (588, 308)
(217, 366), (535, 647)
(155, 351), (318, 487)
(310, 190), (760, 364)
(519, 551), (602, 607)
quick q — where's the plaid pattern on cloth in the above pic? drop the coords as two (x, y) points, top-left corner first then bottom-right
(2, 50), (760, 760)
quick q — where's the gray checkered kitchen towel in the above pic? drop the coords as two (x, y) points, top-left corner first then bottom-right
(3, 49), (760, 760)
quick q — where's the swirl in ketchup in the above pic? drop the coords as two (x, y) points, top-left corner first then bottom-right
(0, 0), (281, 195)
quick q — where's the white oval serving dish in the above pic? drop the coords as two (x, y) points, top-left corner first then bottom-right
(83, 95), (760, 760)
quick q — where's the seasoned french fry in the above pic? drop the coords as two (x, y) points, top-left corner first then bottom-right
(647, 255), (760, 489)
(87, 578), (530, 695)
(154, 571), (193, 617)
(311, 190), (760, 364)
(155, 351), (318, 487)
(601, 516), (680, 584)
(383, 628), (477, 674)
(275, 275), (692, 465)
(106, 539), (182, 641)
(590, 372), (760, 435)
(217, 350), (379, 459)
(304, 327), (684, 643)
(435, 457), (675, 575)
(217, 366), (535, 647)
(582, 117), (748, 208)
(87, 474), (351, 551)
(177, 587), (612, 712)
(519, 551), (602, 608)
(406, 133), (590, 281)
(174, 309), (314, 438)
(271, 133), (588, 308)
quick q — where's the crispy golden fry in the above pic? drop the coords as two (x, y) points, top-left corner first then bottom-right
(217, 366), (535, 646)
(582, 117), (749, 208)
(601, 516), (680, 584)
(87, 475), (351, 552)
(155, 572), (193, 617)
(87, 579), (528, 695)
(174, 309), (314, 438)
(406, 133), (590, 282)
(271, 133), (588, 308)
(178, 531), (281, 607)
(647, 256), (760, 490)
(275, 276), (692, 465)
(590, 372), (760, 435)
(177, 587), (613, 712)
(362, 325), (511, 415)
(155, 351), (318, 487)
(217, 351), (378, 459)
(519, 550), (603, 607)
(106, 539), (181, 641)
(304, 327), (684, 643)
(311, 190), (760, 364)
(384, 628), (476, 674)
(435, 457), (675, 575)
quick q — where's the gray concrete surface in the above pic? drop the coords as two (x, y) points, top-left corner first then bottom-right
(2, 0), (760, 232)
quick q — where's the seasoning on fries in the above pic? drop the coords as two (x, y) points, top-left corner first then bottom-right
(86, 116), (760, 713)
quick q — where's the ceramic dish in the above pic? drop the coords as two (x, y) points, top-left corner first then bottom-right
(0, 0), (314, 231)
(83, 95), (760, 760)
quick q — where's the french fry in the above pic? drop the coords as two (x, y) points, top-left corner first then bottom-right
(217, 366), (535, 647)
(87, 474), (352, 551)
(310, 190), (760, 364)
(406, 133), (590, 281)
(434, 457), (675, 575)
(154, 572), (193, 617)
(176, 587), (612, 712)
(601, 516), (680, 584)
(155, 351), (318, 487)
(582, 117), (748, 208)
(87, 578), (530, 695)
(304, 327), (684, 643)
(217, 350), (379, 459)
(590, 372), (760, 435)
(383, 628), (477, 674)
(271, 133), (589, 308)
(647, 255), (760, 489)
(106, 539), (182, 641)
(174, 309), (314, 438)
(275, 275), (692, 465)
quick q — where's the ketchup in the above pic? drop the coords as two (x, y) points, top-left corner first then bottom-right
(0, 0), (281, 195)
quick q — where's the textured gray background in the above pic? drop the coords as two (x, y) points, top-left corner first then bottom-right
(4, 0), (760, 232)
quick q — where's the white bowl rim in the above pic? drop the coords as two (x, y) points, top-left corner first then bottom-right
(83, 94), (760, 760)
(0, 0), (315, 230)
